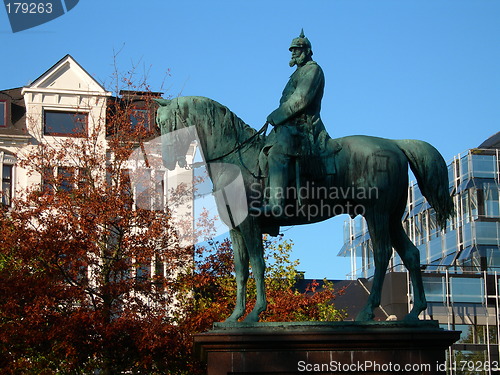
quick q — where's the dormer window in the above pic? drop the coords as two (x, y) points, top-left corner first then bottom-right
(0, 100), (7, 127)
(44, 110), (88, 137)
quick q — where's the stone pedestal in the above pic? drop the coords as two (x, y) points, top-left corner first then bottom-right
(194, 321), (460, 375)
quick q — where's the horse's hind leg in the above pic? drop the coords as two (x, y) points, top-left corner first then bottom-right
(356, 212), (392, 321)
(225, 228), (249, 322)
(390, 220), (427, 321)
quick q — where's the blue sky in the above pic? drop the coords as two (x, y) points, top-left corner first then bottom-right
(2, 0), (499, 279)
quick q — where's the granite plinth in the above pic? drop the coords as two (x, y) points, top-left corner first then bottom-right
(194, 321), (460, 375)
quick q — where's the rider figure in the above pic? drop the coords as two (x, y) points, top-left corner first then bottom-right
(256, 29), (329, 217)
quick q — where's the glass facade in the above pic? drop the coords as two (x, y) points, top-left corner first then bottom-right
(342, 148), (500, 278)
(341, 147), (500, 372)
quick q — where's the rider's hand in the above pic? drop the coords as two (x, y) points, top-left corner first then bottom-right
(266, 113), (276, 126)
(177, 156), (187, 168)
(267, 109), (282, 126)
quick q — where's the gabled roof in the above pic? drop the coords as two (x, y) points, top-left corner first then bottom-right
(23, 54), (111, 96)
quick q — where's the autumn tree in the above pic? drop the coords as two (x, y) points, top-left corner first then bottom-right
(0, 66), (195, 374)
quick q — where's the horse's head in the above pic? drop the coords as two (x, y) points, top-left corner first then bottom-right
(155, 98), (197, 171)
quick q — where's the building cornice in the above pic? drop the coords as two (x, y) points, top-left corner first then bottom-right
(0, 134), (31, 147)
(21, 87), (112, 98)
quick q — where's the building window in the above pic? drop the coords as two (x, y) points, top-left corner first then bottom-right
(42, 167), (55, 192)
(450, 277), (484, 303)
(136, 258), (151, 281)
(132, 168), (166, 211)
(0, 151), (15, 206)
(42, 167), (83, 193)
(422, 276), (445, 303)
(130, 108), (152, 131)
(483, 183), (500, 218)
(471, 154), (496, 179)
(44, 110), (88, 136)
(0, 101), (7, 127)
(57, 167), (75, 192)
(1, 164), (13, 206)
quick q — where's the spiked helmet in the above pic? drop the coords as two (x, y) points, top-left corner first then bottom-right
(289, 28), (313, 55)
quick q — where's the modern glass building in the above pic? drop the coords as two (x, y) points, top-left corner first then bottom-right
(341, 133), (500, 374)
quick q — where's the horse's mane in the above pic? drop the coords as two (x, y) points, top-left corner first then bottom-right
(175, 96), (259, 141)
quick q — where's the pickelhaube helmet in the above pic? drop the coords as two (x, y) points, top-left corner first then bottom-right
(289, 28), (313, 54)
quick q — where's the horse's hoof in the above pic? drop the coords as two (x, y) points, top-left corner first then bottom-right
(225, 310), (244, 323)
(355, 311), (374, 322)
(242, 313), (260, 323)
(403, 314), (420, 322)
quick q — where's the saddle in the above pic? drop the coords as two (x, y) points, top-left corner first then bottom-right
(258, 138), (341, 192)
(257, 138), (342, 236)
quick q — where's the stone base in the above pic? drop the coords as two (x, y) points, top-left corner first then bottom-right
(194, 321), (460, 375)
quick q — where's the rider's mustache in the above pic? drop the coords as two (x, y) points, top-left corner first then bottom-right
(289, 53), (307, 67)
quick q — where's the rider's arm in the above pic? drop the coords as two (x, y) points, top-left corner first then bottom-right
(267, 63), (324, 126)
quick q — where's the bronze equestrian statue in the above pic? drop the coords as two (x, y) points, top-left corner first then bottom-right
(155, 30), (453, 323)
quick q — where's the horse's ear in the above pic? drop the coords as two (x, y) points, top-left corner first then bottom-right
(154, 99), (172, 107)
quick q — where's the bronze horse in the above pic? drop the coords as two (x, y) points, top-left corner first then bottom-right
(156, 96), (453, 322)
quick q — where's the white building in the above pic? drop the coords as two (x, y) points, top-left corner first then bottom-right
(0, 54), (195, 281)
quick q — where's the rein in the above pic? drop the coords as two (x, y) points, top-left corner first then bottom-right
(205, 121), (269, 163)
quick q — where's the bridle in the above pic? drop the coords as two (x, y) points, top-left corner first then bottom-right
(206, 121), (268, 163)
(167, 105), (268, 178)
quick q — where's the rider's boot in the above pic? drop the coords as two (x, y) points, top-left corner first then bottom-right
(250, 157), (287, 218)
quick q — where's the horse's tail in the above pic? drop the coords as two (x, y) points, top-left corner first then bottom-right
(395, 139), (454, 229)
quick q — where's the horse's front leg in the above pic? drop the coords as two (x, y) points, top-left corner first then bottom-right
(225, 229), (249, 322)
(242, 229), (267, 323)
